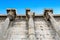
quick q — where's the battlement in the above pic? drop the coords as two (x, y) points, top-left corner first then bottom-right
(0, 8), (60, 40)
(0, 8), (60, 17)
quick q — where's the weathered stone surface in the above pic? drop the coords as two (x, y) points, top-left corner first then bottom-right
(0, 15), (60, 40)
(0, 9), (60, 40)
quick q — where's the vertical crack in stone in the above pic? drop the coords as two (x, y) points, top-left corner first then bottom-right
(48, 13), (60, 37)
(0, 9), (16, 40)
(28, 12), (36, 40)
(44, 9), (60, 39)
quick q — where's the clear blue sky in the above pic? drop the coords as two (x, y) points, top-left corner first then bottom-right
(0, 0), (60, 14)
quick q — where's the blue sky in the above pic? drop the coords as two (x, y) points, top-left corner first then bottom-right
(0, 0), (60, 14)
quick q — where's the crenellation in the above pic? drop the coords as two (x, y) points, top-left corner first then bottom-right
(0, 8), (60, 40)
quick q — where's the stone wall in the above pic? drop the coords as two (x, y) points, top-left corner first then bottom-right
(0, 9), (60, 40)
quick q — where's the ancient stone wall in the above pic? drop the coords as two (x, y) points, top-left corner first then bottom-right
(0, 9), (60, 40)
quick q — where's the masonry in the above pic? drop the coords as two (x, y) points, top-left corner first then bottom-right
(0, 8), (60, 40)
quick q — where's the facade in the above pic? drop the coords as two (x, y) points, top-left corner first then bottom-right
(0, 9), (60, 40)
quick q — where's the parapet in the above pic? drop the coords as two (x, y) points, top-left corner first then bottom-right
(44, 9), (53, 21)
(0, 8), (60, 20)
(6, 8), (16, 21)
